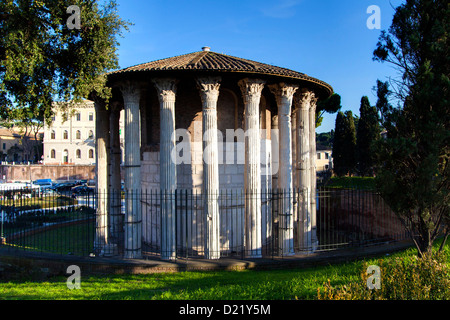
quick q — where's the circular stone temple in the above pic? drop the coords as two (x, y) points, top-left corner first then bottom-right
(92, 47), (333, 260)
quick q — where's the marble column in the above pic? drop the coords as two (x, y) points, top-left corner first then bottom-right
(197, 76), (221, 260)
(271, 115), (279, 192)
(109, 102), (123, 251)
(239, 78), (265, 258)
(94, 100), (110, 254)
(309, 93), (319, 251)
(295, 90), (313, 250)
(291, 107), (298, 245)
(153, 78), (178, 261)
(121, 82), (142, 259)
(269, 83), (298, 256)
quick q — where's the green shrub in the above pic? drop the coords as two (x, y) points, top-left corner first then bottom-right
(318, 251), (450, 300)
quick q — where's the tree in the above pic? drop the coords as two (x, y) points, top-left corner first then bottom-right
(333, 111), (357, 177)
(316, 93), (342, 128)
(332, 112), (346, 177)
(0, 0), (130, 124)
(373, 0), (449, 256)
(356, 96), (380, 176)
(374, 80), (391, 126)
(317, 130), (334, 149)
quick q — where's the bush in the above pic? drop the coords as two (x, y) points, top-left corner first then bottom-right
(318, 252), (450, 300)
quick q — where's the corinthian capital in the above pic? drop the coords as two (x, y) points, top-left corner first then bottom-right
(269, 83), (299, 117)
(152, 78), (178, 103)
(120, 81), (142, 106)
(238, 78), (265, 105)
(296, 89), (318, 111)
(269, 83), (299, 106)
(197, 77), (221, 104)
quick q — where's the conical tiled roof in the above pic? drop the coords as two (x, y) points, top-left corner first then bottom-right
(109, 48), (333, 96)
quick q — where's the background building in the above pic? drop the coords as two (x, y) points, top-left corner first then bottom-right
(316, 145), (333, 172)
(0, 126), (43, 163)
(43, 100), (124, 165)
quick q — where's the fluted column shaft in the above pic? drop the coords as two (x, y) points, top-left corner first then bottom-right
(309, 94), (318, 250)
(94, 100), (110, 253)
(197, 77), (221, 260)
(269, 83), (298, 256)
(121, 83), (142, 259)
(239, 78), (265, 258)
(296, 91), (313, 250)
(109, 104), (123, 247)
(153, 78), (178, 261)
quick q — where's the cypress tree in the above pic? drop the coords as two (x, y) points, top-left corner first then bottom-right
(343, 111), (357, 176)
(333, 111), (357, 176)
(356, 96), (380, 176)
(333, 112), (346, 177)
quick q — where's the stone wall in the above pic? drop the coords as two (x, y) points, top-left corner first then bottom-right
(0, 164), (96, 183)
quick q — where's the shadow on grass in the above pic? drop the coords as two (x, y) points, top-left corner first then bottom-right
(1, 239), (447, 300)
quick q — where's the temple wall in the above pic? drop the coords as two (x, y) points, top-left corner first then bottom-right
(139, 80), (279, 255)
(140, 137), (273, 254)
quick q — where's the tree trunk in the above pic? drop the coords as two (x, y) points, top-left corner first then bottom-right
(439, 231), (449, 252)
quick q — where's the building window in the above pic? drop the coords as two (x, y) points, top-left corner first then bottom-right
(76, 113), (81, 121)
(50, 149), (56, 159)
(63, 149), (69, 163)
(76, 130), (81, 140)
(317, 153), (321, 160)
(88, 130), (94, 139)
(76, 149), (81, 159)
(2, 143), (5, 150)
(51, 130), (56, 140)
(88, 149), (94, 159)
(89, 113), (94, 121)
(325, 153), (329, 160)
(63, 130), (68, 140)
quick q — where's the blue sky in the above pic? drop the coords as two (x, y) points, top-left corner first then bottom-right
(113, 0), (403, 133)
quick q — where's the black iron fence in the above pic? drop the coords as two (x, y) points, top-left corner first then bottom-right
(0, 186), (409, 259)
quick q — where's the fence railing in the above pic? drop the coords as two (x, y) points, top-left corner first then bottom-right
(0, 186), (409, 259)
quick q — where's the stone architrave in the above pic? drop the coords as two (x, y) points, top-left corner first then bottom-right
(197, 77), (221, 260)
(269, 83), (298, 256)
(153, 78), (178, 261)
(121, 82), (142, 259)
(238, 78), (265, 258)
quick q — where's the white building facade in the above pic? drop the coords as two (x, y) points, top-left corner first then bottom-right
(316, 148), (333, 172)
(43, 101), (124, 165)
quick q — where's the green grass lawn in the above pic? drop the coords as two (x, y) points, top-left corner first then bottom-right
(0, 240), (448, 300)
(326, 177), (376, 190)
(1, 195), (77, 210)
(6, 220), (95, 256)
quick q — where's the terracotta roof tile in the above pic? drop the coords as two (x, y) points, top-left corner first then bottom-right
(109, 50), (333, 95)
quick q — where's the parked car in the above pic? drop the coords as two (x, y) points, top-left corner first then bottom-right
(75, 180), (88, 186)
(51, 182), (77, 194)
(32, 179), (53, 190)
(71, 185), (95, 196)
